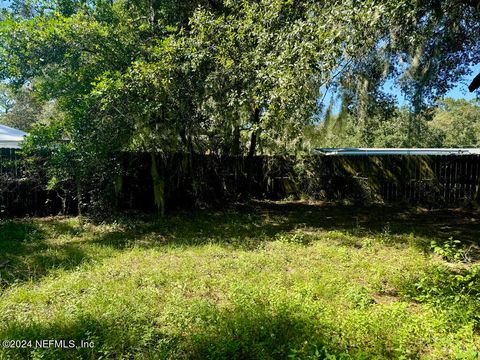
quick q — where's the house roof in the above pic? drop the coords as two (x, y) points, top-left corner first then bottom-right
(0, 124), (28, 149)
(314, 148), (480, 156)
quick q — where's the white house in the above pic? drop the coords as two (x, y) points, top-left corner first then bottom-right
(0, 124), (28, 149)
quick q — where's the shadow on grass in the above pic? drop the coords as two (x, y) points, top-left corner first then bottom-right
(88, 201), (480, 254)
(0, 303), (353, 360)
(254, 201), (480, 245)
(172, 304), (351, 360)
(0, 220), (90, 289)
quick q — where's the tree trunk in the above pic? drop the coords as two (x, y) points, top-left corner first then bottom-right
(150, 153), (165, 216)
(232, 125), (241, 155)
(246, 107), (260, 197)
(248, 107), (260, 158)
(76, 178), (82, 216)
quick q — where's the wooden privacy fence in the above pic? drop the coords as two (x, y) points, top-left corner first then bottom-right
(301, 155), (480, 205)
(377, 155), (480, 204)
(0, 148), (53, 217)
(112, 153), (480, 210)
(1, 150), (480, 216)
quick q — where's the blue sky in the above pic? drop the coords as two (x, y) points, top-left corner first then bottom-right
(387, 64), (480, 106)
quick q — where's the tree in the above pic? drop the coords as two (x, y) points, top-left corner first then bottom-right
(318, 0), (480, 146)
(4, 0), (478, 157)
(185, 0), (398, 155)
(0, 84), (44, 131)
(429, 98), (480, 147)
(2, 0), (480, 214)
(0, 83), (14, 115)
(0, 0), (228, 213)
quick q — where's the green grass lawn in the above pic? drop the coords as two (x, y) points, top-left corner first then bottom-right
(1, 201), (480, 359)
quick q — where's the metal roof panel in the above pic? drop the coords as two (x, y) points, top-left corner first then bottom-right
(314, 148), (480, 156)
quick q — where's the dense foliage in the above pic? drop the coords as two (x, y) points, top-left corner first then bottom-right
(0, 0), (479, 212)
(308, 99), (480, 148)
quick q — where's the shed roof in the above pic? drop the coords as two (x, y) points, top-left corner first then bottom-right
(315, 148), (480, 156)
(0, 124), (28, 149)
